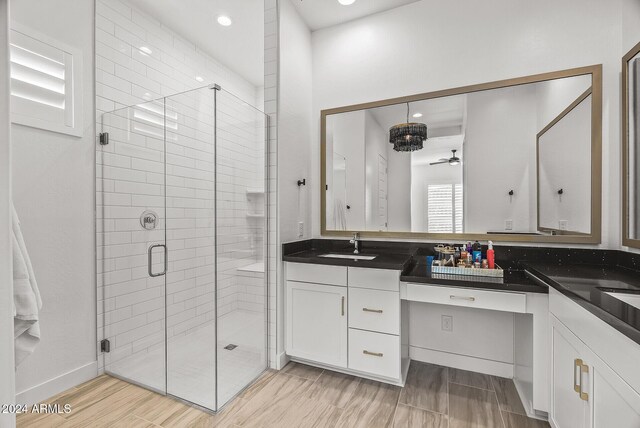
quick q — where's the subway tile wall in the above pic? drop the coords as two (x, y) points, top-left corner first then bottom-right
(95, 0), (271, 375)
(264, 0), (279, 368)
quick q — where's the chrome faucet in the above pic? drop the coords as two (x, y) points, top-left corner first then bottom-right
(350, 232), (360, 254)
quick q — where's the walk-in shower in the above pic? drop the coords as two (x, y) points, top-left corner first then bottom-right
(96, 85), (268, 412)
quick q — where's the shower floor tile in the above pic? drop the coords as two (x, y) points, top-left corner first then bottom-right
(106, 309), (266, 410)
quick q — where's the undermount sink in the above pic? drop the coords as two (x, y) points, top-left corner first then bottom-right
(319, 253), (378, 261)
(605, 291), (640, 310)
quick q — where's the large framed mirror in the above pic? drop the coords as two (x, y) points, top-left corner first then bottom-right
(623, 43), (640, 248)
(321, 65), (602, 243)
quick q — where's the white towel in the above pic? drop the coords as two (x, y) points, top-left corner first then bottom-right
(12, 204), (42, 368)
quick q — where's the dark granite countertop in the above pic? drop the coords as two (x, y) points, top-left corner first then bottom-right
(283, 248), (413, 270)
(282, 239), (547, 293)
(522, 261), (640, 345)
(401, 261), (547, 294)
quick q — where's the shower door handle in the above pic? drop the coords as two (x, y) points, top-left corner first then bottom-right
(148, 244), (167, 277)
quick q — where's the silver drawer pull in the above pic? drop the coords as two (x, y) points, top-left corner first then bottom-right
(363, 350), (383, 357)
(362, 308), (383, 313)
(450, 295), (475, 301)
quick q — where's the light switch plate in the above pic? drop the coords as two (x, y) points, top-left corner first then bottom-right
(505, 219), (513, 231)
(297, 221), (304, 238)
(559, 220), (568, 231)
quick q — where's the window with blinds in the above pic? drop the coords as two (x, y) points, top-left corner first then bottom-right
(426, 184), (463, 233)
(9, 24), (82, 136)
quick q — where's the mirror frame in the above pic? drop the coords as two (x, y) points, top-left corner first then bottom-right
(623, 43), (640, 249)
(320, 65), (602, 243)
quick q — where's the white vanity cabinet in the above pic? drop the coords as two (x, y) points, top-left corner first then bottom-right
(286, 280), (348, 368)
(549, 288), (640, 428)
(285, 262), (407, 385)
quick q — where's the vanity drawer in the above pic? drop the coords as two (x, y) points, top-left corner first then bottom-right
(405, 283), (526, 313)
(286, 262), (347, 286)
(349, 287), (399, 335)
(348, 328), (400, 380)
(348, 267), (399, 291)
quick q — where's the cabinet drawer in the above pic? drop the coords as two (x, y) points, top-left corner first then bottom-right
(349, 288), (399, 335)
(348, 328), (400, 380)
(348, 267), (399, 291)
(286, 262), (347, 286)
(405, 283), (526, 313)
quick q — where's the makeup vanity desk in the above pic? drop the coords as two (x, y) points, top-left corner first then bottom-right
(282, 241), (549, 418)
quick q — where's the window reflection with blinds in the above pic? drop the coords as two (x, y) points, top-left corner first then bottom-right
(426, 184), (463, 233)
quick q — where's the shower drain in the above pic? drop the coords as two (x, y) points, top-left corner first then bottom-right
(224, 344), (238, 350)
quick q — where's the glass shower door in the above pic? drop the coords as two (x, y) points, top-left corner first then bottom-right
(215, 88), (268, 408)
(97, 98), (167, 394)
(98, 86), (268, 413)
(163, 87), (217, 410)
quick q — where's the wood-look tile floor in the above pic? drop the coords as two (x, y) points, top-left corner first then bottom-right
(17, 361), (550, 428)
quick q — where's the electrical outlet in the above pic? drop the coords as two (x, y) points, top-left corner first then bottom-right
(505, 219), (513, 231)
(441, 315), (453, 332)
(297, 221), (304, 238)
(559, 220), (568, 231)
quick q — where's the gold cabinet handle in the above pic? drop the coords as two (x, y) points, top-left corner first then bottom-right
(341, 296), (345, 316)
(579, 362), (589, 401)
(574, 359), (582, 393)
(450, 295), (475, 301)
(363, 350), (383, 357)
(362, 308), (383, 313)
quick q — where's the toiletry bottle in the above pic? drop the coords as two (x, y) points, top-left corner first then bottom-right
(487, 241), (495, 269)
(472, 241), (482, 263)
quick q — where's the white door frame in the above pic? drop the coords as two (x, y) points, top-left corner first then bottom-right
(0, 0), (16, 426)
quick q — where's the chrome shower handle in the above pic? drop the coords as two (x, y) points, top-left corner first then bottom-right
(148, 244), (167, 277)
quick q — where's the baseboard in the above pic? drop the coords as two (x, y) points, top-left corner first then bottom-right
(288, 356), (406, 387)
(513, 378), (538, 419)
(275, 351), (289, 370)
(410, 346), (514, 378)
(16, 360), (98, 405)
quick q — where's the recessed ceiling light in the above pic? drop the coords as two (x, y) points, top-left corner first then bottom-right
(195, 76), (204, 82)
(217, 15), (232, 26)
(412, 113), (423, 118)
(139, 46), (152, 56)
(338, 0), (356, 5)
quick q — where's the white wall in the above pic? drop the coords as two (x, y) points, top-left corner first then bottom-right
(409, 302), (515, 366)
(364, 111), (387, 231)
(278, 0), (312, 241)
(328, 111), (366, 230)
(387, 143), (411, 231)
(311, 0), (624, 248)
(535, 75), (592, 130)
(0, 1), (15, 426)
(275, 0), (312, 366)
(538, 95), (592, 233)
(464, 85), (538, 233)
(10, 0), (97, 404)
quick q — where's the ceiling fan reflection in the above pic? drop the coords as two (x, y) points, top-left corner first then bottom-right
(430, 149), (461, 166)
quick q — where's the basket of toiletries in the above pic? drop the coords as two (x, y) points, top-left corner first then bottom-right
(431, 264), (504, 278)
(430, 241), (503, 278)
